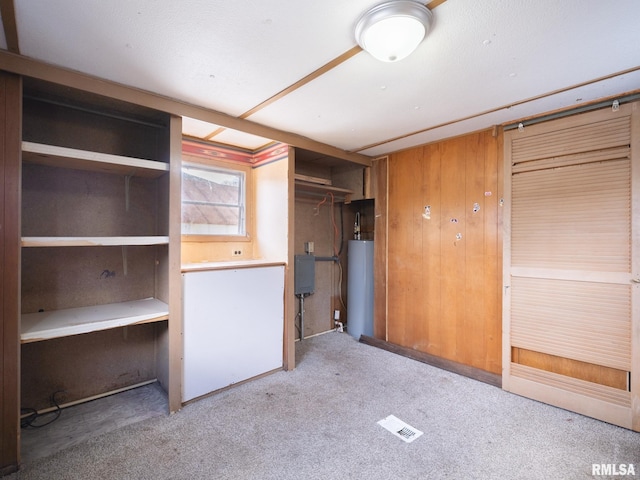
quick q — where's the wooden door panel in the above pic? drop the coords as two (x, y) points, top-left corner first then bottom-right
(504, 103), (638, 431)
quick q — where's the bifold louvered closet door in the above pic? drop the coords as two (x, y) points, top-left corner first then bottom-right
(503, 103), (639, 431)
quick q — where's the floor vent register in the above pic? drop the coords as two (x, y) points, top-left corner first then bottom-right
(377, 415), (424, 443)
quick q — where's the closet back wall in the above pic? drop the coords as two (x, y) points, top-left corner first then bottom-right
(386, 129), (503, 375)
(20, 91), (169, 411)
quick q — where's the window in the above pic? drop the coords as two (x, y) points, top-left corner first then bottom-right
(181, 161), (249, 238)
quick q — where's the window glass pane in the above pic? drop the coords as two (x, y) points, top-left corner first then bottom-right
(182, 163), (246, 236)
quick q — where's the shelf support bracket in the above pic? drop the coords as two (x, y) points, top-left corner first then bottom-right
(122, 245), (128, 276)
(124, 174), (132, 212)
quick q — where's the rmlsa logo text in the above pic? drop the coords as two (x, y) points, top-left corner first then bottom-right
(592, 464), (636, 476)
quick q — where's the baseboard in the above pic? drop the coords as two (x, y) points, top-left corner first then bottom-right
(0, 464), (18, 477)
(359, 335), (502, 388)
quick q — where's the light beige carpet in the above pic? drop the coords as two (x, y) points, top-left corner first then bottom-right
(10, 332), (640, 479)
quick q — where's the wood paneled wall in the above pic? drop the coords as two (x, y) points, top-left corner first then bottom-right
(386, 130), (502, 375)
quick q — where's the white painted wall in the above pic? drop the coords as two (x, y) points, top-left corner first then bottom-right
(253, 158), (288, 262)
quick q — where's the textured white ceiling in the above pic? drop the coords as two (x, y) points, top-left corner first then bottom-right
(3, 0), (640, 158)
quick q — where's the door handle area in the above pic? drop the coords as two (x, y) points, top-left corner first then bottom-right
(632, 278), (640, 284)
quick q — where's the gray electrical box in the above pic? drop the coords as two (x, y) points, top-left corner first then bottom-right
(294, 255), (315, 295)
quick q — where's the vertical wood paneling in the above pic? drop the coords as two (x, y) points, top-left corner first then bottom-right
(420, 143), (442, 354)
(0, 72), (21, 474)
(387, 130), (502, 374)
(439, 137), (467, 361)
(463, 133), (486, 367)
(388, 147), (424, 347)
(373, 157), (388, 340)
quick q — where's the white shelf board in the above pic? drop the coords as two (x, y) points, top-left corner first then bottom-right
(21, 298), (169, 343)
(22, 141), (169, 178)
(22, 236), (169, 247)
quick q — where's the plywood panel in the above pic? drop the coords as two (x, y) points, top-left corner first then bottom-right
(21, 325), (158, 410)
(513, 348), (627, 390)
(294, 196), (340, 338)
(22, 164), (161, 237)
(21, 246), (157, 313)
(22, 95), (167, 162)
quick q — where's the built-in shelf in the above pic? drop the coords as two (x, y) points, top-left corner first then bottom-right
(20, 298), (169, 343)
(294, 173), (332, 185)
(22, 141), (169, 178)
(294, 179), (353, 202)
(22, 236), (170, 247)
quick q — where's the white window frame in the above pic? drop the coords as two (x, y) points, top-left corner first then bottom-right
(181, 159), (252, 242)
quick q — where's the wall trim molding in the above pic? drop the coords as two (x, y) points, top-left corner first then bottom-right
(359, 335), (502, 388)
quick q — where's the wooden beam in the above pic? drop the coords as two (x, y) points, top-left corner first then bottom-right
(0, 0), (19, 54)
(167, 114), (183, 414)
(0, 50), (372, 167)
(0, 71), (21, 475)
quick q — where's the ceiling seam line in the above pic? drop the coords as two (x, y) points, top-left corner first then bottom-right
(351, 64), (640, 153)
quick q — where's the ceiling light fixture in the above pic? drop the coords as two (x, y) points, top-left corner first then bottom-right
(355, 1), (433, 63)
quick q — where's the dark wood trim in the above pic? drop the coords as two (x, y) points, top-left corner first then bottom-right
(0, 0), (20, 54)
(359, 335), (502, 388)
(0, 50), (372, 167)
(0, 71), (22, 474)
